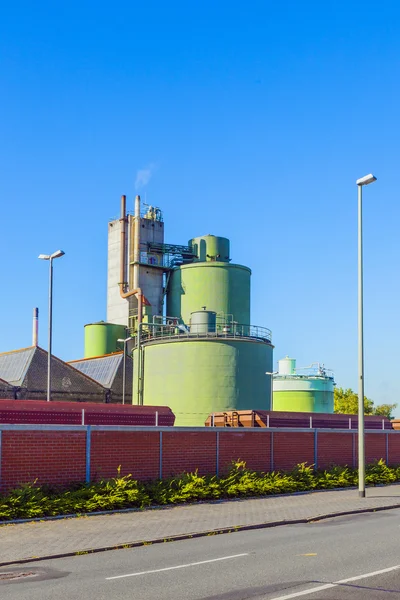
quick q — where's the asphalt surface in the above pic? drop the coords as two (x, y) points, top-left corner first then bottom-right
(1, 508), (400, 599)
(2, 484), (400, 564)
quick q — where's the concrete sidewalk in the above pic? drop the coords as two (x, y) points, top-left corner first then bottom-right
(1, 485), (400, 566)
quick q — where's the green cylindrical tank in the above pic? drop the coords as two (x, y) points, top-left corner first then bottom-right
(84, 322), (127, 358)
(167, 262), (251, 325)
(133, 338), (273, 426)
(273, 377), (335, 413)
(190, 235), (230, 262)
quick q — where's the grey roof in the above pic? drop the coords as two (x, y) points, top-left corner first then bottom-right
(0, 347), (36, 386)
(69, 354), (123, 388)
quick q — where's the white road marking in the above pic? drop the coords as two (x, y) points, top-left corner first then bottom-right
(106, 553), (249, 580)
(268, 563), (400, 600)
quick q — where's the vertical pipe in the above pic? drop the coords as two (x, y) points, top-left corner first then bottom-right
(134, 195), (142, 326)
(47, 258), (53, 402)
(267, 414), (270, 428)
(133, 195), (141, 288)
(309, 416), (312, 429)
(32, 307), (39, 347)
(81, 409), (85, 425)
(155, 411), (158, 427)
(120, 195), (127, 291)
(85, 425), (91, 483)
(358, 183), (366, 497)
(349, 417), (352, 430)
(352, 432), (356, 469)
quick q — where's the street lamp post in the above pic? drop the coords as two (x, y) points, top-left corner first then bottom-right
(38, 250), (65, 402)
(117, 337), (134, 404)
(356, 173), (377, 498)
(265, 371), (278, 410)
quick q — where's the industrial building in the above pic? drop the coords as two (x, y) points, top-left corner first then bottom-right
(0, 194), (337, 425)
(69, 352), (133, 404)
(85, 194), (274, 426)
(0, 346), (109, 402)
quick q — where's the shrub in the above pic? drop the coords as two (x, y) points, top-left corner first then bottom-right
(0, 460), (399, 522)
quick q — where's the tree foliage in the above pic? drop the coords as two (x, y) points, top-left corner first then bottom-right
(334, 387), (397, 419)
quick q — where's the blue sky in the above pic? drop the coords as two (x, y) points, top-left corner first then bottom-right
(1, 1), (399, 412)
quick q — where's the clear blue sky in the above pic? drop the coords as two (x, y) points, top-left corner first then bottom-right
(1, 1), (399, 412)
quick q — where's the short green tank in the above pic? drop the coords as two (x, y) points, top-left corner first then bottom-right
(190, 235), (230, 262)
(273, 377), (334, 413)
(133, 337), (273, 426)
(84, 322), (127, 358)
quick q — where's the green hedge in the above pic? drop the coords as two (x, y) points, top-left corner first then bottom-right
(0, 459), (399, 521)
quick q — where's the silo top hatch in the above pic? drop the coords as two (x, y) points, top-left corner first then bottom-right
(189, 235), (230, 263)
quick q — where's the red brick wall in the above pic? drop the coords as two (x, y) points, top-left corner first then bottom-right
(91, 431), (160, 481)
(273, 431), (314, 471)
(1, 428), (400, 493)
(365, 433), (387, 464)
(162, 431), (216, 477)
(317, 432), (354, 469)
(1, 430), (86, 490)
(388, 435), (400, 465)
(218, 431), (271, 473)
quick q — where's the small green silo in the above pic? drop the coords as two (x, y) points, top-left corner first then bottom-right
(84, 322), (127, 358)
(272, 357), (335, 413)
(167, 235), (251, 325)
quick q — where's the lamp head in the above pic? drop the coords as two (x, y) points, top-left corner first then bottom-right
(356, 174), (377, 186)
(38, 250), (65, 260)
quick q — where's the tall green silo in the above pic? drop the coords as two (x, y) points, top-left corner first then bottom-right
(272, 357), (335, 413)
(167, 235), (251, 325)
(84, 322), (127, 358)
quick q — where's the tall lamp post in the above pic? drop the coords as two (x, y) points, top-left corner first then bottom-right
(38, 250), (65, 402)
(356, 174), (377, 497)
(117, 337), (134, 404)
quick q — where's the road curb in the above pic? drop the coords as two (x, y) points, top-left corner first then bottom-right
(1, 502), (400, 568)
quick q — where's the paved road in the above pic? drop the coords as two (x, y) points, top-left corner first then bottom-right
(1, 508), (400, 599)
(2, 484), (400, 564)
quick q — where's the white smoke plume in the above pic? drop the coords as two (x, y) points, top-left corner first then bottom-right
(135, 163), (156, 190)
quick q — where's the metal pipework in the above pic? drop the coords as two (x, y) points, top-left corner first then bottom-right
(117, 336), (134, 405)
(32, 307), (39, 346)
(133, 195), (141, 289)
(118, 194), (143, 326)
(119, 195), (127, 291)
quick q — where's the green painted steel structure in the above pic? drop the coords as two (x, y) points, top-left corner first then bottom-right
(167, 262), (251, 325)
(84, 322), (127, 358)
(133, 338), (273, 426)
(190, 235), (230, 262)
(273, 378), (334, 413)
